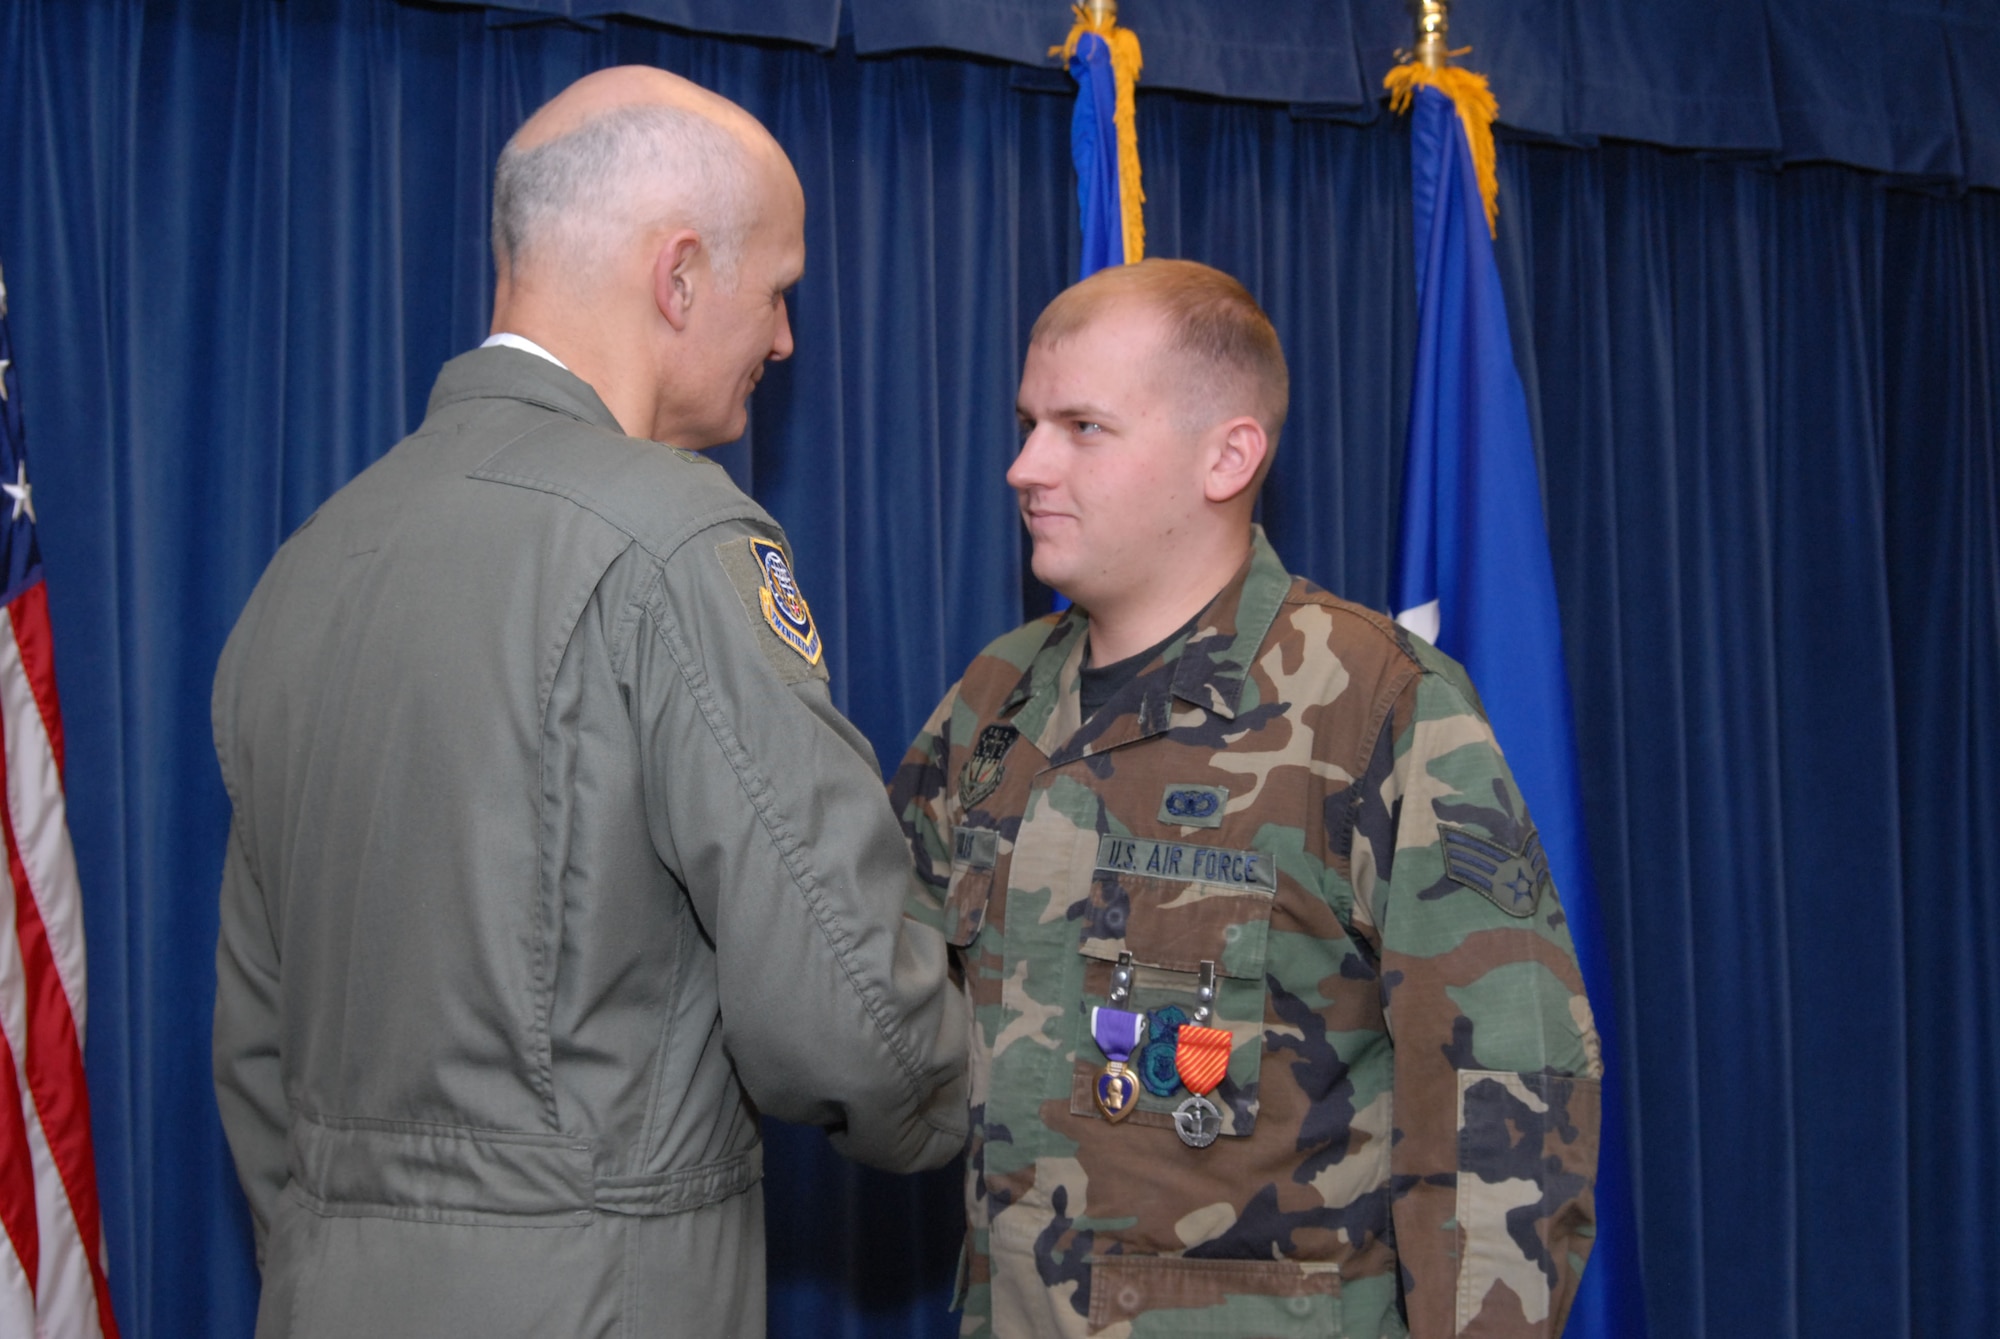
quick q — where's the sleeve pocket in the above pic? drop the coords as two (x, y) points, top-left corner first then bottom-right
(1454, 1070), (1601, 1333)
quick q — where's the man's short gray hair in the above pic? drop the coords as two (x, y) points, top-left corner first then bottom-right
(491, 103), (756, 289)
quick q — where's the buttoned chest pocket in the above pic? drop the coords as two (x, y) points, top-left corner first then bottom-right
(942, 824), (1000, 948)
(1074, 836), (1277, 1136)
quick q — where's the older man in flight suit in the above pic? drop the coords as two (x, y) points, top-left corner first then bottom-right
(213, 67), (966, 1339)
(894, 259), (1600, 1338)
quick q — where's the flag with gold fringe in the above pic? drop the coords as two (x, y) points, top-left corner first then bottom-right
(1053, 4), (1143, 277)
(1388, 57), (1647, 1339)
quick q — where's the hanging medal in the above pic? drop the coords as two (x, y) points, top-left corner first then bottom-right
(1173, 962), (1228, 1148)
(1092, 952), (1144, 1122)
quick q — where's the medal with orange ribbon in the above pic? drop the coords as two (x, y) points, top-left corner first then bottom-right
(1171, 1024), (1230, 1147)
(1173, 961), (1228, 1147)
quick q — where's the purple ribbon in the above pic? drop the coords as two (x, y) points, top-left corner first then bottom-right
(1092, 1006), (1145, 1062)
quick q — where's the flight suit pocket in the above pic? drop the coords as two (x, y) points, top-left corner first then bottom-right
(1086, 1256), (1341, 1336)
(944, 824), (1000, 947)
(1073, 837), (1278, 1134)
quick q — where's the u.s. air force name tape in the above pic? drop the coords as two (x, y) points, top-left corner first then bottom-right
(1095, 837), (1276, 891)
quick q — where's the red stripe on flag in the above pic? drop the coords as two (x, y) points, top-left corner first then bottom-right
(9, 585), (65, 782)
(2, 596), (118, 1337)
(0, 1024), (40, 1299)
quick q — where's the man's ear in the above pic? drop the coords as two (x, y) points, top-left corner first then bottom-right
(654, 229), (704, 333)
(1203, 416), (1268, 505)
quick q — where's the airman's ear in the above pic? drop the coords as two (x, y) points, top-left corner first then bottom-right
(1203, 416), (1268, 505)
(655, 229), (704, 332)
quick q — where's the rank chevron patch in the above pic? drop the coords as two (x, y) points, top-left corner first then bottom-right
(1438, 822), (1549, 918)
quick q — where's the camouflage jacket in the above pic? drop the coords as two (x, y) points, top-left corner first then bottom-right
(892, 530), (1600, 1338)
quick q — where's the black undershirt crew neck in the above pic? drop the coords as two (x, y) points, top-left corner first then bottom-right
(1079, 612), (1201, 721)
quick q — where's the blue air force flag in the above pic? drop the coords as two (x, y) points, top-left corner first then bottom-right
(1392, 84), (1647, 1339)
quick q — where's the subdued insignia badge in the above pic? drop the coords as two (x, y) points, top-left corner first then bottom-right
(1159, 784), (1227, 829)
(959, 723), (1017, 808)
(1439, 822), (1549, 917)
(747, 538), (821, 666)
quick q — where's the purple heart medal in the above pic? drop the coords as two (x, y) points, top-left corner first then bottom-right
(1092, 951), (1144, 1122)
(1091, 1005), (1146, 1122)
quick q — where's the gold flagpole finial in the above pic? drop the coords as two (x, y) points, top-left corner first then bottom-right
(1084, 0), (1117, 26)
(1414, 0), (1449, 70)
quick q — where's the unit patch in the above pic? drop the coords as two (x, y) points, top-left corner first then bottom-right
(1159, 784), (1228, 829)
(1439, 821), (1549, 918)
(747, 538), (821, 666)
(715, 535), (829, 686)
(959, 724), (1017, 808)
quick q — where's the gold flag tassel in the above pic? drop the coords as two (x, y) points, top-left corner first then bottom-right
(1053, 2), (1146, 263)
(1384, 1), (1499, 238)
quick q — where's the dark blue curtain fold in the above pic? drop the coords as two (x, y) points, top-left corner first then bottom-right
(1, 2), (1997, 1336)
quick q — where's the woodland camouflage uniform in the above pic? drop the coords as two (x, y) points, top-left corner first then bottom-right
(893, 529), (1601, 1338)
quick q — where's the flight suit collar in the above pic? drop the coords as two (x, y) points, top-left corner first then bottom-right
(425, 344), (626, 435)
(1001, 527), (1293, 761)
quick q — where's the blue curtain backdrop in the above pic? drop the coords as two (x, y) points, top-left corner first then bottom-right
(0, 2), (1995, 1337)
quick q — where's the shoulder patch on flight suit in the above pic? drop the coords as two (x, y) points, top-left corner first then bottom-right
(715, 535), (829, 685)
(1438, 821), (1548, 917)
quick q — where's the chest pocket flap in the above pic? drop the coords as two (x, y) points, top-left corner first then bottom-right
(1079, 836), (1276, 976)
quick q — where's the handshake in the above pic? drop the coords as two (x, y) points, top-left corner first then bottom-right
(212, 66), (1599, 1339)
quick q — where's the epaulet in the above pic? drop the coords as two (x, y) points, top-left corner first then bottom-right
(469, 419), (768, 560)
(1387, 618), (1489, 719)
(1284, 577), (1428, 668)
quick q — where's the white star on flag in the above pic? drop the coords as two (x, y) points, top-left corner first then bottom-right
(3, 463), (33, 524)
(0, 358), (10, 401)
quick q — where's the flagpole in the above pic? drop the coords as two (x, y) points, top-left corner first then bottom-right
(1413, 0), (1447, 70)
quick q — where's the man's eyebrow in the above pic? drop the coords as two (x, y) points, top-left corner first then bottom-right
(1019, 400), (1114, 422)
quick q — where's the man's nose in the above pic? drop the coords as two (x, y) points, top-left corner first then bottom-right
(769, 295), (795, 363)
(1006, 424), (1056, 492)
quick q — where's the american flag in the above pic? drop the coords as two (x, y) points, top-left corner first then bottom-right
(0, 259), (120, 1337)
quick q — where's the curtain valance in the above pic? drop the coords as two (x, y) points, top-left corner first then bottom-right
(425, 0), (2000, 189)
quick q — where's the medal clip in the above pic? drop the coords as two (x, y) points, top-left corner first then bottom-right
(1109, 951), (1135, 1008)
(1191, 959), (1216, 1026)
